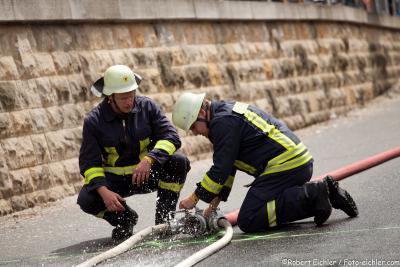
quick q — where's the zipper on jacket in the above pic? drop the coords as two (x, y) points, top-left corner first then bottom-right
(122, 119), (129, 144)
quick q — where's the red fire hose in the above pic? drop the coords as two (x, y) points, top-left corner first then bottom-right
(225, 146), (400, 226)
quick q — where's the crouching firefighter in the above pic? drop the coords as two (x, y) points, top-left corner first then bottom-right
(77, 65), (190, 241)
(172, 92), (358, 233)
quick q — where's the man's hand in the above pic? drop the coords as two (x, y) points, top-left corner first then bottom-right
(97, 186), (125, 212)
(203, 197), (221, 218)
(132, 156), (153, 185)
(179, 193), (199, 210)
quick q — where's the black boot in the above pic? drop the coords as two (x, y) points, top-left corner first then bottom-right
(304, 180), (332, 226)
(103, 202), (138, 241)
(155, 189), (179, 225)
(324, 176), (358, 217)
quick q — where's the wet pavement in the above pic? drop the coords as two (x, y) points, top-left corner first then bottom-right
(1, 94), (399, 267)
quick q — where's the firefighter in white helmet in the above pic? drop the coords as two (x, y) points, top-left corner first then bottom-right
(77, 65), (190, 241)
(172, 92), (358, 233)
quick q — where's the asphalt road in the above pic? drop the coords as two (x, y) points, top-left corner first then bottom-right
(1, 94), (399, 267)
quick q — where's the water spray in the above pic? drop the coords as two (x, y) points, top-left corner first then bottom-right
(76, 208), (232, 267)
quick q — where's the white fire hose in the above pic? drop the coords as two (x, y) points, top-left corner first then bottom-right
(76, 223), (169, 267)
(174, 218), (233, 267)
(76, 209), (233, 267)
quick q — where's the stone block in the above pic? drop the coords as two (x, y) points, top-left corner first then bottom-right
(62, 104), (83, 128)
(33, 53), (56, 76)
(62, 158), (81, 184)
(77, 51), (99, 76)
(50, 76), (72, 105)
(274, 97), (294, 118)
(221, 43), (243, 62)
(9, 110), (34, 136)
(21, 79), (42, 109)
(108, 49), (132, 67)
(19, 52), (40, 79)
(31, 134), (51, 165)
(67, 51), (83, 73)
(207, 63), (224, 86)
(1, 137), (36, 170)
(0, 81), (18, 112)
(9, 168), (34, 195)
(46, 106), (64, 130)
(157, 51), (185, 90)
(0, 112), (12, 138)
(0, 167), (12, 199)
(29, 164), (52, 191)
(45, 129), (80, 162)
(126, 23), (158, 48)
(26, 190), (49, 206)
(34, 77), (57, 107)
(181, 22), (216, 45)
(136, 69), (163, 94)
(282, 114), (305, 131)
(0, 56), (19, 80)
(0, 199), (13, 216)
(184, 65), (210, 88)
(10, 195), (28, 211)
(68, 74), (92, 102)
(151, 93), (174, 113)
(51, 51), (74, 75)
(48, 162), (66, 186)
(93, 50), (114, 73)
(110, 25), (132, 49)
(47, 185), (68, 202)
(127, 48), (157, 68)
(29, 108), (50, 133)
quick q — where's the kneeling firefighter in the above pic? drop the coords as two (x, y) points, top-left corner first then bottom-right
(77, 65), (190, 240)
(172, 92), (358, 233)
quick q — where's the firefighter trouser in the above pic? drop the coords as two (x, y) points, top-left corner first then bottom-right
(77, 153), (190, 225)
(237, 162), (315, 233)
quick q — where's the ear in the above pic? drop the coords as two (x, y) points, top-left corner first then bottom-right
(198, 107), (206, 117)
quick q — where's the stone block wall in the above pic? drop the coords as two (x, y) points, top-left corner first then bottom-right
(0, 20), (399, 215)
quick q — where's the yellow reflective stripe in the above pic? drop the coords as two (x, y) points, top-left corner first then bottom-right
(104, 165), (137, 175)
(224, 175), (235, 189)
(244, 111), (274, 133)
(234, 160), (257, 174)
(267, 200), (277, 227)
(201, 174), (223, 194)
(84, 167), (105, 184)
(139, 138), (150, 160)
(158, 181), (184, 193)
(269, 128), (296, 150)
(104, 147), (119, 166)
(96, 209), (107, 218)
(262, 151), (313, 176)
(154, 140), (176, 155)
(243, 110), (295, 150)
(267, 142), (307, 167)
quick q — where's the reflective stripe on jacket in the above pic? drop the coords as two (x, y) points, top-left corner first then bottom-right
(79, 96), (181, 191)
(195, 100), (313, 203)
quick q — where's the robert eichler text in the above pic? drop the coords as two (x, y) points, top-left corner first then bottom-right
(281, 258), (400, 266)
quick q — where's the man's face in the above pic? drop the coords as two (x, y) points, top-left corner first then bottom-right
(111, 91), (135, 113)
(190, 109), (209, 137)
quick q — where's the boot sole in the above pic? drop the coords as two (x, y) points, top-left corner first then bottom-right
(326, 177), (358, 218)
